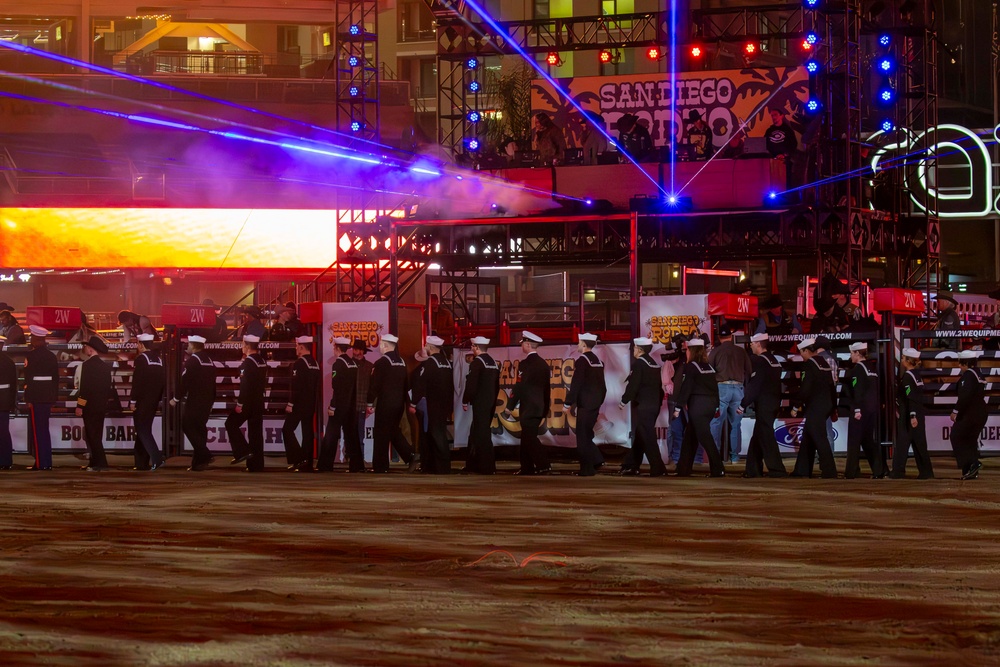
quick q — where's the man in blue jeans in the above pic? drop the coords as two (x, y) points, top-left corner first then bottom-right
(709, 326), (752, 463)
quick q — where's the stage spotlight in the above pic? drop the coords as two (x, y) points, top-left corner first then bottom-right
(468, 110), (481, 122)
(877, 56), (895, 73)
(349, 85), (360, 97)
(804, 0), (820, 7)
(349, 24), (361, 36)
(667, 194), (678, 205)
(880, 118), (895, 132)
(806, 98), (822, 113)
(879, 34), (891, 47)
(466, 57), (479, 69)
(646, 47), (661, 60)
(599, 49), (612, 64)
(744, 42), (757, 55)
(805, 59), (820, 74)
(348, 55), (360, 67)
(466, 138), (480, 152)
(805, 31), (820, 45)
(546, 52), (561, 66)
(690, 45), (703, 58)
(469, 81), (480, 93)
(764, 191), (783, 207)
(350, 121), (362, 132)
(878, 87), (895, 104)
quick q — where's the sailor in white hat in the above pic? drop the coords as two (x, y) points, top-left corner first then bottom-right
(739, 331), (788, 478)
(225, 330), (269, 471)
(788, 335), (838, 478)
(951, 348), (988, 479)
(671, 333), (727, 477)
(843, 340), (884, 478)
(131, 331), (165, 471)
(564, 333), (606, 476)
(368, 333), (417, 473)
(0, 334), (15, 469)
(893, 346), (934, 479)
(23, 323), (59, 470)
(318, 335), (362, 472)
(511, 330), (552, 475)
(463, 335), (500, 474)
(170, 334), (216, 470)
(412, 335), (454, 473)
(282, 335), (322, 471)
(617, 336), (668, 476)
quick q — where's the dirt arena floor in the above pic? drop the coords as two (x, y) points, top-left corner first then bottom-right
(1, 454), (998, 667)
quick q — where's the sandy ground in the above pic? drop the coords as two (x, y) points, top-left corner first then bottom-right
(1, 455), (998, 667)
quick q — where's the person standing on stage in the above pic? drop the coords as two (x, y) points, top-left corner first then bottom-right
(674, 338), (726, 477)
(131, 333), (165, 471)
(410, 335), (454, 474)
(563, 332), (607, 476)
(75, 335), (113, 472)
(225, 334), (267, 472)
(24, 325), (58, 471)
(790, 338), (838, 478)
(841, 342), (883, 479)
(737, 333), (788, 478)
(170, 335), (216, 471)
(318, 337), (361, 472)
(510, 330), (552, 475)
(367, 333), (417, 473)
(462, 336), (500, 475)
(890, 347), (934, 479)
(950, 350), (988, 480)
(619, 337), (667, 476)
(283, 335), (321, 472)
(0, 336), (16, 470)
(933, 292), (962, 351)
(709, 325), (752, 464)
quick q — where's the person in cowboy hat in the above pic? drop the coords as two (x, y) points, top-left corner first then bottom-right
(76, 335), (113, 471)
(984, 286), (1000, 351)
(933, 291), (961, 350)
(24, 325), (59, 470)
(755, 294), (803, 336)
(234, 305), (266, 341)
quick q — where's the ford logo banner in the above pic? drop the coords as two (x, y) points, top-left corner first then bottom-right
(774, 420), (839, 449)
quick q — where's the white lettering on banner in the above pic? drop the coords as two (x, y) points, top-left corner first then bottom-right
(54, 309), (73, 325)
(904, 292), (917, 310)
(737, 297), (750, 314)
(189, 308), (205, 324)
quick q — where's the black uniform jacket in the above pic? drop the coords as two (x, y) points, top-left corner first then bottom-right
(23, 344), (59, 403)
(180, 351), (217, 409)
(77, 355), (112, 412)
(330, 353), (358, 412)
(237, 353), (267, 414)
(897, 368), (926, 422)
(510, 352), (551, 420)
(673, 361), (718, 409)
(742, 352), (783, 412)
(289, 355), (321, 413)
(954, 367), (988, 421)
(841, 358), (878, 415)
(463, 353), (500, 411)
(564, 351), (607, 411)
(368, 350), (409, 409)
(412, 352), (454, 416)
(622, 354), (665, 410)
(131, 351), (165, 408)
(0, 351), (17, 411)
(799, 355), (837, 417)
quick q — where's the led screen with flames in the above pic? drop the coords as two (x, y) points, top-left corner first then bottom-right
(0, 208), (345, 269)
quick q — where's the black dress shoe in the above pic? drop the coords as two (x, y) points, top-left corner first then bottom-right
(962, 461), (983, 480)
(131, 466), (151, 471)
(0, 465), (11, 470)
(347, 468), (367, 473)
(85, 466), (108, 472)
(513, 468), (535, 476)
(575, 470), (596, 477)
(26, 466), (52, 471)
(709, 470), (726, 478)
(617, 468), (640, 477)
(917, 474), (935, 480)
(149, 463), (163, 471)
(230, 455), (248, 465)
(187, 464), (209, 471)
(649, 471), (668, 477)
(536, 467), (553, 475)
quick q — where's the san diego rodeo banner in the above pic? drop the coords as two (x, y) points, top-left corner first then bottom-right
(531, 67), (810, 150)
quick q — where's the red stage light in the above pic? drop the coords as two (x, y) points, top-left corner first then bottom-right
(690, 45), (703, 58)
(546, 52), (560, 66)
(646, 47), (661, 60)
(801, 39), (813, 51)
(744, 42), (757, 55)
(599, 49), (612, 64)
